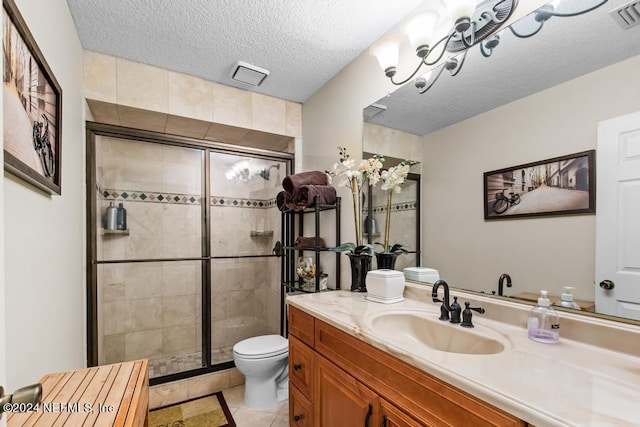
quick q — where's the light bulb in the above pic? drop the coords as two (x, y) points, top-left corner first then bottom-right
(405, 11), (439, 56)
(441, 0), (479, 30)
(369, 36), (401, 76)
(420, 70), (434, 81)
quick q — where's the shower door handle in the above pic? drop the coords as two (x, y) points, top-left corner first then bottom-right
(272, 241), (284, 257)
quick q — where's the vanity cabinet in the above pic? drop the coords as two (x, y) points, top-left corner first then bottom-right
(380, 398), (424, 427)
(288, 305), (527, 427)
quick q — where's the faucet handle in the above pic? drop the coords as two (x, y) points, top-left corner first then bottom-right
(449, 296), (461, 324)
(460, 301), (485, 328)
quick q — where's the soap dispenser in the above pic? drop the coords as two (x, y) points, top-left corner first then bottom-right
(554, 287), (581, 310)
(527, 290), (560, 344)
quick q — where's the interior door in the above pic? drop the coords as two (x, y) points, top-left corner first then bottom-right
(595, 111), (640, 319)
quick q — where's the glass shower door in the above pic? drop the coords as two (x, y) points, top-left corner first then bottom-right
(209, 152), (288, 363)
(94, 136), (205, 378)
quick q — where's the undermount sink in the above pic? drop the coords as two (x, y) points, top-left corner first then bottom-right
(366, 309), (507, 355)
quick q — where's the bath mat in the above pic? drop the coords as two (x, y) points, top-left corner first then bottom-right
(149, 391), (236, 427)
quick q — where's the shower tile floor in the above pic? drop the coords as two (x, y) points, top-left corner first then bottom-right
(149, 352), (203, 378)
(148, 346), (235, 378)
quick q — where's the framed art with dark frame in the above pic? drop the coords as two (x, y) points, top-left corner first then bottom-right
(3, 0), (62, 195)
(484, 150), (595, 220)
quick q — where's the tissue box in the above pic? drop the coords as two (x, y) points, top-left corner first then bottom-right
(366, 269), (405, 304)
(403, 267), (440, 283)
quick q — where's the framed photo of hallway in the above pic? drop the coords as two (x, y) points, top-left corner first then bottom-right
(3, 0), (62, 195)
(484, 150), (595, 220)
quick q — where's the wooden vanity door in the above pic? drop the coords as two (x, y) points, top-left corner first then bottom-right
(380, 398), (424, 427)
(314, 354), (379, 427)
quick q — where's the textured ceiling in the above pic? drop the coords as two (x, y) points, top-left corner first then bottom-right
(366, 0), (640, 136)
(66, 0), (424, 103)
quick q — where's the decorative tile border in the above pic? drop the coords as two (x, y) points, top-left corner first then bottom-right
(100, 187), (201, 205)
(97, 184), (278, 208)
(210, 197), (278, 209)
(370, 201), (417, 214)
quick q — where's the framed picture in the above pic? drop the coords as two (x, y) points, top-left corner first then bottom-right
(3, 0), (62, 194)
(484, 150), (595, 220)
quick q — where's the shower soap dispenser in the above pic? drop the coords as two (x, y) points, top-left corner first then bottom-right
(527, 290), (559, 344)
(104, 202), (118, 230)
(116, 203), (127, 231)
(554, 287), (581, 310)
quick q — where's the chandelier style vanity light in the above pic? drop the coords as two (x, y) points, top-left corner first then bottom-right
(370, 0), (610, 95)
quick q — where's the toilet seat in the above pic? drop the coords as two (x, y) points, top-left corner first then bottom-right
(233, 335), (288, 359)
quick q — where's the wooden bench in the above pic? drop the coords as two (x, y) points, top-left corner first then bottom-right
(8, 359), (149, 426)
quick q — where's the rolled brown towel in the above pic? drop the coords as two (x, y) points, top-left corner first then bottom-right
(282, 171), (328, 196)
(295, 185), (337, 208)
(276, 191), (287, 211)
(276, 190), (297, 212)
(295, 236), (326, 248)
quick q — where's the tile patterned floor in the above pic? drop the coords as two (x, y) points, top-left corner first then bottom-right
(221, 384), (289, 427)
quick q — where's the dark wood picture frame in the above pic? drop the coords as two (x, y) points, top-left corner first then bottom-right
(3, 0), (62, 195)
(484, 150), (595, 220)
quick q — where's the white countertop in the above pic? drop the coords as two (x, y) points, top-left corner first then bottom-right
(286, 290), (640, 427)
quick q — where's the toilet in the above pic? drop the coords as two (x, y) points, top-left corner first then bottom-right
(232, 334), (289, 409)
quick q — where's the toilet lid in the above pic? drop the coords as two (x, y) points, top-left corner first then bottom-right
(233, 335), (288, 359)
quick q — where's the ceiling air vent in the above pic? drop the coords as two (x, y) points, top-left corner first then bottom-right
(610, 1), (640, 29)
(230, 61), (270, 87)
(363, 103), (387, 119)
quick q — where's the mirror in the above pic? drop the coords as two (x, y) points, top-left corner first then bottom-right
(362, 0), (640, 322)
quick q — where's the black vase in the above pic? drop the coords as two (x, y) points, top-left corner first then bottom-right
(375, 252), (398, 270)
(347, 253), (372, 292)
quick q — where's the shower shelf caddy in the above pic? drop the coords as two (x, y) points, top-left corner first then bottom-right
(280, 195), (341, 294)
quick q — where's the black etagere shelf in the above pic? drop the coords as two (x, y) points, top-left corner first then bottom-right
(279, 196), (341, 333)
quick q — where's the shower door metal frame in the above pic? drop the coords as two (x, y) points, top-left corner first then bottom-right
(85, 122), (294, 385)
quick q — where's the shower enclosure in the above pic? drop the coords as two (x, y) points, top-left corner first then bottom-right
(87, 123), (292, 383)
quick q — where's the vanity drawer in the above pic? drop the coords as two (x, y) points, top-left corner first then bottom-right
(290, 383), (314, 427)
(289, 334), (315, 399)
(288, 305), (315, 347)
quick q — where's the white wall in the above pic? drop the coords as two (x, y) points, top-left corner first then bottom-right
(421, 55), (640, 301)
(4, 0), (85, 388)
(0, 21), (6, 427)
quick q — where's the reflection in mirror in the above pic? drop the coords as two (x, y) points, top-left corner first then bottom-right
(361, 122), (423, 272)
(364, 161), (420, 272)
(363, 0), (640, 323)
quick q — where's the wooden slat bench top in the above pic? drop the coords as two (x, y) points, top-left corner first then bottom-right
(8, 359), (149, 427)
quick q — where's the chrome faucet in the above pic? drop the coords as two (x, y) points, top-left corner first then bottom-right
(498, 273), (512, 296)
(432, 280), (452, 321)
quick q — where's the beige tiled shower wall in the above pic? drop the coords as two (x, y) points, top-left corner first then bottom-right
(96, 137), (203, 261)
(98, 261), (203, 365)
(209, 159), (283, 362)
(83, 50), (302, 139)
(210, 255), (280, 363)
(363, 122), (422, 173)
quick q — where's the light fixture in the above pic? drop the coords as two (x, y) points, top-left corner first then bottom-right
(370, 0), (610, 95)
(509, 0), (609, 38)
(225, 160), (280, 183)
